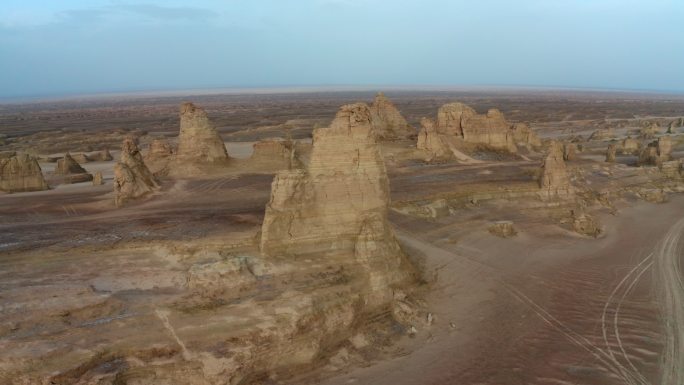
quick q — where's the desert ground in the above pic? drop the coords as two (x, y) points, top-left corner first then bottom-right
(1, 89), (684, 385)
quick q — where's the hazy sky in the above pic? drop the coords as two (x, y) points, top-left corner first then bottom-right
(1, 0), (683, 98)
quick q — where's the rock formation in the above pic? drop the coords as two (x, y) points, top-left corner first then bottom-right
(369, 92), (414, 140)
(489, 221), (517, 238)
(114, 137), (158, 206)
(589, 128), (615, 141)
(606, 144), (617, 162)
(71, 153), (91, 164)
(621, 137), (640, 154)
(563, 143), (578, 161)
(640, 122), (660, 139)
(539, 141), (574, 200)
(89, 149), (113, 162)
(260, 103), (412, 307)
(416, 117), (452, 161)
(0, 152), (49, 193)
(92, 171), (104, 186)
(249, 138), (299, 170)
(55, 153), (93, 183)
(638, 136), (673, 166)
(418, 102), (542, 161)
(659, 160), (682, 179)
(144, 139), (175, 175)
(176, 102), (229, 163)
(572, 211), (601, 237)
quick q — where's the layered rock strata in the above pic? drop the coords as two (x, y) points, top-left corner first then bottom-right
(114, 137), (159, 206)
(0, 152), (49, 192)
(539, 141), (574, 200)
(176, 102), (229, 163)
(260, 103), (412, 307)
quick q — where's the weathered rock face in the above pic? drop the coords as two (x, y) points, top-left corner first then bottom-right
(511, 123), (542, 148)
(589, 128), (615, 141)
(0, 153), (49, 192)
(146, 139), (175, 161)
(55, 153), (88, 175)
(416, 117), (452, 160)
(659, 160), (682, 179)
(563, 143), (578, 161)
(640, 122), (660, 139)
(260, 103), (411, 307)
(55, 153), (93, 183)
(71, 153), (91, 164)
(369, 92), (414, 140)
(606, 144), (617, 162)
(114, 138), (158, 206)
(539, 141), (574, 200)
(621, 137), (640, 154)
(638, 136), (673, 166)
(430, 102), (537, 154)
(176, 102), (229, 163)
(249, 138), (299, 170)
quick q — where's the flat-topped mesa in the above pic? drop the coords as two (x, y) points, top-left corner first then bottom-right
(55, 153), (93, 183)
(539, 141), (574, 200)
(176, 102), (229, 163)
(260, 103), (411, 306)
(432, 102), (539, 153)
(369, 92), (414, 140)
(114, 137), (159, 206)
(0, 152), (49, 193)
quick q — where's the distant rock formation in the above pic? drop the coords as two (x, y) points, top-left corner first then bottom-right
(638, 136), (673, 166)
(369, 92), (414, 140)
(539, 141), (574, 200)
(89, 149), (113, 162)
(144, 139), (175, 175)
(176, 102), (229, 163)
(589, 128), (615, 141)
(0, 152), (49, 193)
(418, 102), (540, 159)
(489, 221), (517, 238)
(55, 153), (93, 183)
(114, 137), (158, 206)
(249, 138), (299, 170)
(71, 153), (91, 164)
(621, 137), (640, 154)
(260, 103), (412, 307)
(606, 144), (617, 162)
(92, 171), (104, 186)
(639, 122), (660, 139)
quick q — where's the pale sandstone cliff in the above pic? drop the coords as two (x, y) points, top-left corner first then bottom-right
(0, 152), (48, 192)
(260, 103), (412, 307)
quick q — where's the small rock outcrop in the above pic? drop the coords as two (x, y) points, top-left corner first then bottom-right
(114, 138), (158, 206)
(92, 171), (104, 186)
(639, 122), (660, 139)
(145, 139), (175, 175)
(55, 153), (93, 183)
(539, 141), (574, 200)
(260, 103), (412, 307)
(572, 211), (601, 237)
(659, 160), (682, 179)
(89, 149), (113, 162)
(511, 123), (542, 148)
(416, 118), (452, 160)
(0, 152), (49, 193)
(176, 102), (229, 163)
(71, 153), (91, 164)
(621, 137), (640, 154)
(489, 221), (517, 238)
(369, 92), (414, 140)
(589, 128), (615, 141)
(605, 144), (617, 162)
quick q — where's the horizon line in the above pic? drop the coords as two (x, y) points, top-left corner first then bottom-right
(2, 84), (684, 105)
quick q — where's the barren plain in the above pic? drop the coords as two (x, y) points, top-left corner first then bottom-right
(1, 89), (684, 385)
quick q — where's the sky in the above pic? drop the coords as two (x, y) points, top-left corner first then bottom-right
(0, 0), (683, 98)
